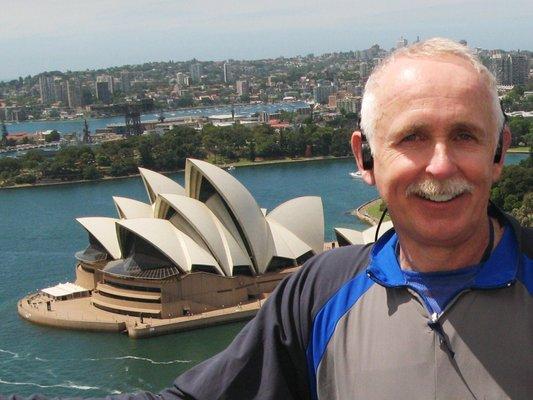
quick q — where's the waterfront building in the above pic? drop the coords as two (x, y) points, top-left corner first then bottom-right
(18, 160), (325, 337)
(258, 111), (269, 123)
(96, 81), (112, 104)
(39, 75), (55, 104)
(53, 79), (68, 104)
(66, 80), (82, 109)
(97, 75), (115, 94)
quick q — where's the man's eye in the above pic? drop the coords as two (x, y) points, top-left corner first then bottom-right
(456, 132), (475, 141)
(401, 133), (423, 142)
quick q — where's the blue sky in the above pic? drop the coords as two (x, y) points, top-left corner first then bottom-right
(0, 0), (531, 80)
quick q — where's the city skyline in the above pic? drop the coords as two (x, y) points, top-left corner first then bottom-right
(1, 0), (532, 80)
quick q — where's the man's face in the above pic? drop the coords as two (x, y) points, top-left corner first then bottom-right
(367, 56), (503, 247)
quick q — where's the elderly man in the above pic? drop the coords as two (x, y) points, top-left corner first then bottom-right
(157, 38), (531, 400)
(3, 38), (531, 400)
(161, 38), (532, 400)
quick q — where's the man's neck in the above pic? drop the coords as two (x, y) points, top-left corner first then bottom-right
(397, 217), (504, 273)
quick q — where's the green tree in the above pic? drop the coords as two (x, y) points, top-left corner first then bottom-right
(82, 165), (102, 180)
(491, 156), (532, 215)
(512, 192), (533, 227)
(44, 130), (60, 143)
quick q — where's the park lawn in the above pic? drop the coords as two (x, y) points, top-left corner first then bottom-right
(365, 198), (391, 222)
(507, 147), (532, 154)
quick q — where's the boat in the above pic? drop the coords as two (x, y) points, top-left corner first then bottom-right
(349, 171), (363, 179)
(227, 165), (236, 171)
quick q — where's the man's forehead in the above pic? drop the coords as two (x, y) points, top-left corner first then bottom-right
(373, 55), (491, 116)
(376, 55), (484, 97)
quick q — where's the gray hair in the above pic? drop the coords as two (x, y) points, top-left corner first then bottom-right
(360, 37), (504, 152)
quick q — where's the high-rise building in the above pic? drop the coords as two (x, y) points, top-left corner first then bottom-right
(236, 80), (250, 96)
(95, 81), (111, 104)
(53, 79), (68, 104)
(97, 75), (115, 94)
(1, 118), (8, 146)
(176, 72), (190, 86)
(120, 71), (132, 93)
(510, 53), (528, 85)
(190, 63), (202, 84)
(223, 62), (234, 84)
(490, 53), (510, 84)
(359, 62), (370, 81)
(39, 75), (54, 104)
(313, 82), (336, 104)
(490, 52), (529, 85)
(396, 36), (408, 49)
(67, 80), (82, 109)
(337, 97), (361, 114)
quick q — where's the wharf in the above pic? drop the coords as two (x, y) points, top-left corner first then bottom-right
(18, 293), (265, 338)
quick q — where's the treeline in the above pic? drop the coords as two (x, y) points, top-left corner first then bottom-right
(0, 119), (354, 187)
(491, 156), (532, 226)
(508, 115), (533, 148)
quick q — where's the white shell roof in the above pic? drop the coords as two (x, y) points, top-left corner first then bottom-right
(116, 218), (222, 275)
(113, 196), (153, 219)
(154, 194), (252, 276)
(185, 158), (274, 274)
(268, 220), (313, 260)
(362, 220), (393, 244)
(334, 227), (364, 245)
(334, 221), (394, 245)
(76, 217), (122, 259)
(138, 168), (185, 204)
(267, 196), (324, 255)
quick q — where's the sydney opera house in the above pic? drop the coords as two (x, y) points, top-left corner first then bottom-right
(18, 159), (326, 337)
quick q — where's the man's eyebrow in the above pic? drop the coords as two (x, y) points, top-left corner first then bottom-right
(391, 122), (429, 135)
(449, 122), (484, 134)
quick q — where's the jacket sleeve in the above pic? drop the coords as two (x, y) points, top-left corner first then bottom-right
(160, 245), (370, 400)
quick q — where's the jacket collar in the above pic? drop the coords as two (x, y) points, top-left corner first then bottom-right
(366, 213), (520, 289)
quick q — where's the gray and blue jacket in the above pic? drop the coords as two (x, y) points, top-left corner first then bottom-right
(165, 208), (532, 400)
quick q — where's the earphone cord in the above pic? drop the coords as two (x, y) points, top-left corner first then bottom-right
(374, 207), (389, 242)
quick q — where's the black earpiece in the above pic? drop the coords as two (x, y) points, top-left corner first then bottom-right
(494, 101), (508, 164)
(494, 134), (503, 163)
(361, 133), (374, 170)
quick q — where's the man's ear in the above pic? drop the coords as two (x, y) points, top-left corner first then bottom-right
(492, 126), (512, 183)
(351, 131), (375, 186)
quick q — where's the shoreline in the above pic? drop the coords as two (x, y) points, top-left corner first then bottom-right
(0, 155), (351, 190)
(353, 198), (381, 226)
(507, 147), (532, 154)
(4, 100), (309, 128)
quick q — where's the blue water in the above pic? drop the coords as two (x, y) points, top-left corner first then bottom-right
(4, 101), (309, 134)
(0, 157), (378, 397)
(0, 154), (528, 397)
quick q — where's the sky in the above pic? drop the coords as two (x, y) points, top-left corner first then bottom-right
(0, 0), (532, 80)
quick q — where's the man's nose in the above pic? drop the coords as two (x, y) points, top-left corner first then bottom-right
(425, 143), (458, 179)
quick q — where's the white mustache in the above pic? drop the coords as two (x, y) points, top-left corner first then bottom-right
(406, 178), (474, 202)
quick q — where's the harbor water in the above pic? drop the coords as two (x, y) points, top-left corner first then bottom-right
(3, 101), (309, 135)
(0, 154), (528, 397)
